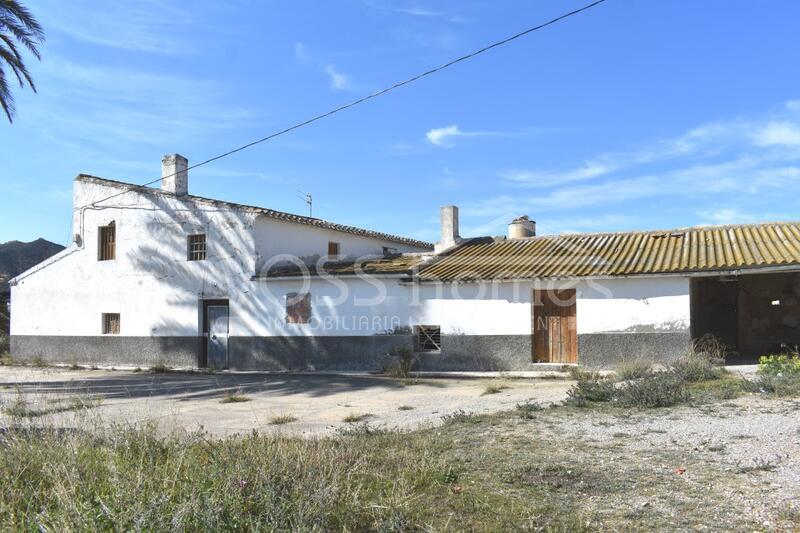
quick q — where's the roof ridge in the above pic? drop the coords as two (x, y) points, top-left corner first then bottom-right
(482, 221), (800, 243)
(75, 174), (433, 249)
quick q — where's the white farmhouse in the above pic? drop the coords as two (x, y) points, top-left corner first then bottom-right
(10, 154), (800, 369)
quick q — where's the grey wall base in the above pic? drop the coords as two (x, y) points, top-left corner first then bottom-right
(11, 331), (693, 371)
(10, 335), (198, 368)
(228, 336), (411, 371)
(578, 331), (692, 369)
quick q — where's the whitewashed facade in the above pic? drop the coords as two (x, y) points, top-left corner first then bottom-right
(9, 154), (706, 370)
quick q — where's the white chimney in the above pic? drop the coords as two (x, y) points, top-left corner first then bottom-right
(508, 215), (536, 239)
(161, 154), (188, 196)
(435, 205), (461, 253)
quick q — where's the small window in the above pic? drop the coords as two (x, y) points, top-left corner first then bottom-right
(328, 241), (340, 259)
(98, 222), (115, 261)
(102, 313), (120, 335)
(286, 293), (311, 324)
(414, 325), (441, 352)
(188, 234), (207, 261)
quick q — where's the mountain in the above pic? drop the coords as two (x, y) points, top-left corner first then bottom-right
(1, 238), (65, 348)
(0, 238), (65, 292)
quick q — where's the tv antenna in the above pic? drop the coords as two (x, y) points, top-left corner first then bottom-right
(297, 190), (313, 217)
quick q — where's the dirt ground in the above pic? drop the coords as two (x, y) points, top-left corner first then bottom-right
(0, 366), (570, 436)
(2, 366), (800, 529)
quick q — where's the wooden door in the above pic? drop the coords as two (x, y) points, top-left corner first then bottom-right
(532, 289), (577, 363)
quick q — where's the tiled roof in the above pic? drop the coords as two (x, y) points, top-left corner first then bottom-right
(262, 254), (425, 278)
(417, 222), (800, 281)
(76, 175), (434, 250)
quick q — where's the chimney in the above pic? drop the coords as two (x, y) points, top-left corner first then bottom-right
(435, 205), (461, 253)
(161, 154), (188, 196)
(508, 215), (536, 239)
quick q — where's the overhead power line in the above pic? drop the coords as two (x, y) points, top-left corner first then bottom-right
(79, 0), (608, 211)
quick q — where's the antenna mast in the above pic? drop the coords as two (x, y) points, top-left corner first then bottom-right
(297, 190), (313, 217)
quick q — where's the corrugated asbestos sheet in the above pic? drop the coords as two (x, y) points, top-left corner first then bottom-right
(417, 222), (800, 281)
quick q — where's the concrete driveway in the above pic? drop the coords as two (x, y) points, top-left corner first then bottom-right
(0, 367), (573, 437)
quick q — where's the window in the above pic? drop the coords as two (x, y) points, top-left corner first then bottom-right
(328, 241), (340, 259)
(98, 222), (115, 261)
(187, 234), (207, 261)
(414, 325), (441, 352)
(286, 293), (311, 324)
(102, 313), (120, 335)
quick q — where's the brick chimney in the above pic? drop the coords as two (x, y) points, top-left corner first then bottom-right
(161, 154), (188, 196)
(435, 205), (461, 253)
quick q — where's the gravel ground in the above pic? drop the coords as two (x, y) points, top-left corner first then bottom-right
(0, 366), (571, 436)
(526, 396), (800, 529)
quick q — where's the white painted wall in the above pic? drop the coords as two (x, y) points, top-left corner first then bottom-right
(11, 178), (430, 338)
(253, 216), (429, 273)
(236, 277), (690, 337)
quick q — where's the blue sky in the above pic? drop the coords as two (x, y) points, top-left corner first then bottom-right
(2, 0), (800, 245)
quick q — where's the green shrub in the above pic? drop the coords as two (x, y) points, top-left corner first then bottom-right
(758, 352), (800, 376)
(615, 373), (690, 408)
(747, 373), (800, 397)
(516, 399), (544, 419)
(564, 377), (615, 406)
(383, 346), (416, 379)
(670, 339), (727, 383)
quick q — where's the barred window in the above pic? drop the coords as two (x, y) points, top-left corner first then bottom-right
(286, 292), (311, 324)
(98, 222), (115, 261)
(414, 325), (441, 352)
(187, 234), (207, 261)
(102, 313), (120, 335)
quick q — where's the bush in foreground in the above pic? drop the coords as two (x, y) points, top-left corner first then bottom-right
(566, 341), (738, 408)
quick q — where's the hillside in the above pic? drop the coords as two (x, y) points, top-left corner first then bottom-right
(0, 238), (65, 349)
(0, 238), (65, 292)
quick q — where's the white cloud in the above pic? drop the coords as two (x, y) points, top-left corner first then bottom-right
(753, 121), (800, 146)
(426, 125), (461, 146)
(294, 42), (310, 62)
(323, 65), (351, 90)
(36, 0), (206, 54)
(27, 56), (258, 149)
(425, 124), (506, 147)
(503, 162), (616, 188)
(294, 42), (355, 91)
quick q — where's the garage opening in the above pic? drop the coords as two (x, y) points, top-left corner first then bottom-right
(691, 272), (800, 364)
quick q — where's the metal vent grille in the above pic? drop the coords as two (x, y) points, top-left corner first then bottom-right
(415, 325), (441, 352)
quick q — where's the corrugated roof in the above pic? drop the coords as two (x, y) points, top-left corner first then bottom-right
(76, 175), (433, 250)
(262, 254), (425, 278)
(417, 222), (800, 281)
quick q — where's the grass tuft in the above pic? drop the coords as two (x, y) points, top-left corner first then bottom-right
(148, 362), (173, 374)
(269, 415), (297, 425)
(397, 405), (414, 411)
(343, 413), (372, 423)
(1, 394), (102, 418)
(220, 392), (251, 404)
(481, 381), (511, 396)
(614, 361), (653, 381)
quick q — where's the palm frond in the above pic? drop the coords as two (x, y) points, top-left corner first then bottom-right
(0, 0), (43, 122)
(0, 0), (44, 53)
(0, 40), (34, 91)
(0, 67), (15, 122)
